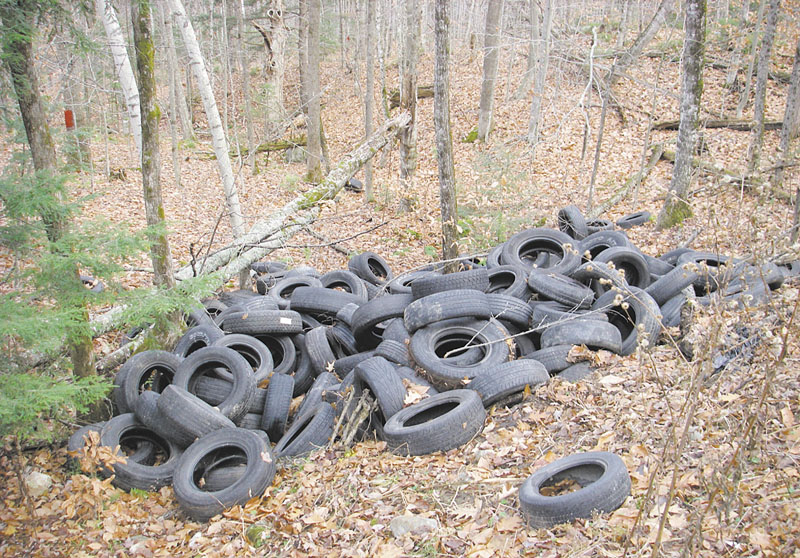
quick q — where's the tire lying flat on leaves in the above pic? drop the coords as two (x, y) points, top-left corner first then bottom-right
(557, 205), (589, 240)
(382, 390), (486, 456)
(519, 451), (631, 528)
(539, 318), (622, 353)
(172, 428), (276, 522)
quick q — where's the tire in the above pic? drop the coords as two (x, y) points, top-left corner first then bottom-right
(571, 261), (629, 297)
(212, 334), (274, 384)
(174, 325), (225, 358)
(578, 230), (631, 261)
(592, 287), (662, 355)
(260, 372), (295, 442)
(305, 325), (338, 375)
(374, 339), (412, 367)
(211, 304), (248, 327)
(186, 377), (268, 414)
(173, 347), (256, 423)
(173, 428), (276, 521)
(236, 413), (263, 430)
(557, 205), (589, 240)
(502, 228), (580, 276)
(328, 324), (358, 357)
(593, 247), (651, 289)
(269, 276), (323, 309)
(198, 454), (247, 493)
(319, 270), (369, 300)
(394, 366), (439, 395)
(353, 356), (406, 424)
(295, 372), (339, 420)
(410, 268), (490, 300)
(585, 218), (614, 234)
(381, 318), (410, 344)
(348, 251), (394, 286)
(382, 390), (486, 456)
(676, 250), (737, 294)
(99, 414), (182, 492)
(251, 260), (288, 275)
(386, 271), (431, 295)
(539, 318), (623, 353)
(251, 333), (296, 376)
(404, 289), (491, 333)
(659, 291), (688, 328)
(555, 362), (595, 382)
(616, 210), (651, 229)
(486, 244), (505, 269)
(289, 334), (314, 396)
(67, 422), (106, 465)
(645, 263), (699, 305)
(351, 294), (414, 350)
(487, 265), (530, 299)
(527, 269), (595, 309)
(519, 451), (631, 528)
(289, 286), (366, 320)
(274, 402), (336, 458)
(467, 360), (548, 407)
(409, 318), (512, 388)
(335, 302), (360, 327)
(487, 293), (533, 329)
(333, 350), (375, 377)
(117, 350), (183, 415)
(523, 344), (573, 374)
(157, 385), (237, 448)
(642, 253), (674, 277)
(133, 391), (179, 449)
(222, 310), (303, 336)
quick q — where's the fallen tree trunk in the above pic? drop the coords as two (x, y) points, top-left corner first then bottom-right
(235, 135), (306, 156)
(176, 111), (409, 280)
(389, 85), (433, 110)
(588, 143), (664, 219)
(652, 118), (783, 131)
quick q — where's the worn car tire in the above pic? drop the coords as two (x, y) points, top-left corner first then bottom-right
(467, 360), (548, 407)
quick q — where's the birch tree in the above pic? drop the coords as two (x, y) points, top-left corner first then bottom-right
(399, 0), (419, 209)
(607, 0), (674, 88)
(477, 0), (503, 142)
(657, 0), (705, 229)
(434, 0), (459, 272)
(363, 0), (376, 200)
(167, 0), (249, 286)
(95, 0), (142, 160)
(132, 0), (175, 289)
(526, 0), (551, 151)
(513, 0), (538, 101)
(746, 0), (780, 175)
(771, 37), (800, 197)
(306, 0), (323, 182)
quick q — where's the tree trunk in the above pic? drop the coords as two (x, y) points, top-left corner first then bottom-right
(434, 0), (459, 272)
(657, 0), (705, 230)
(736, 0), (767, 118)
(724, 0), (750, 89)
(95, 0), (142, 161)
(746, 0), (780, 175)
(513, 0), (538, 101)
(526, 0), (551, 150)
(306, 0), (323, 182)
(298, 0), (309, 118)
(133, 0), (175, 289)
(253, 3), (287, 133)
(164, 8), (193, 140)
(363, 0), (376, 201)
(608, 0), (673, 88)
(477, 0), (503, 142)
(168, 0), (249, 287)
(234, 0), (255, 172)
(616, 0), (629, 49)
(771, 36), (800, 191)
(399, 0), (419, 209)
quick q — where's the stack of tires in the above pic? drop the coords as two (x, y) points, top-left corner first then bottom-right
(70, 206), (796, 523)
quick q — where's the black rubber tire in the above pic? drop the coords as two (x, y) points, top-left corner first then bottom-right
(251, 333), (296, 376)
(353, 356), (406, 424)
(289, 286), (366, 320)
(274, 402), (336, 458)
(174, 325), (225, 358)
(295, 372), (339, 420)
(529, 301), (608, 331)
(527, 269), (595, 309)
(374, 339), (412, 367)
(386, 271), (431, 295)
(557, 205), (589, 240)
(198, 454), (247, 493)
(222, 309), (303, 336)
(242, 297), (281, 312)
(467, 360), (548, 407)
(173, 347), (256, 423)
(571, 261), (629, 297)
(642, 253), (674, 277)
(352, 294), (414, 350)
(523, 344), (574, 374)
(211, 304), (248, 327)
(319, 270), (369, 300)
(269, 276), (323, 309)
(555, 362), (595, 382)
(212, 333), (274, 384)
(286, 266), (321, 279)
(328, 324), (358, 357)
(188, 377), (268, 414)
(616, 210), (651, 229)
(487, 293), (533, 329)
(289, 334), (314, 396)
(260, 372), (295, 442)
(333, 350), (375, 377)
(486, 244), (505, 269)
(305, 325), (337, 375)
(173, 428), (276, 521)
(486, 265), (530, 299)
(382, 390), (486, 456)
(676, 250), (736, 294)
(504, 324), (538, 358)
(659, 291), (689, 328)
(585, 218), (614, 234)
(218, 289), (260, 306)
(593, 247), (651, 289)
(133, 391), (181, 450)
(382, 318), (411, 344)
(404, 289), (491, 333)
(117, 350), (183, 415)
(519, 451), (631, 528)
(645, 263), (699, 305)
(348, 251), (394, 286)
(394, 366), (439, 395)
(502, 228), (581, 276)
(578, 230), (631, 261)
(335, 302), (360, 327)
(236, 413), (263, 430)
(410, 268), (490, 300)
(99, 414), (182, 492)
(409, 318), (512, 388)
(251, 260), (288, 275)
(67, 422), (106, 465)
(157, 385), (237, 448)
(539, 318), (623, 353)
(592, 287), (662, 355)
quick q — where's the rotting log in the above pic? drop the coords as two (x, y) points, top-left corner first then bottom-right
(588, 143), (664, 219)
(652, 118), (783, 131)
(389, 85), (433, 110)
(235, 136), (306, 156)
(175, 111), (410, 281)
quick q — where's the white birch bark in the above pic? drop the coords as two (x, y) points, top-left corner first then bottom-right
(96, 0), (142, 161)
(526, 0), (551, 150)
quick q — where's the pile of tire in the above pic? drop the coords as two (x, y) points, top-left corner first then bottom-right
(69, 205), (796, 522)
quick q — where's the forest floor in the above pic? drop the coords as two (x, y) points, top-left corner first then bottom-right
(2, 24), (800, 558)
